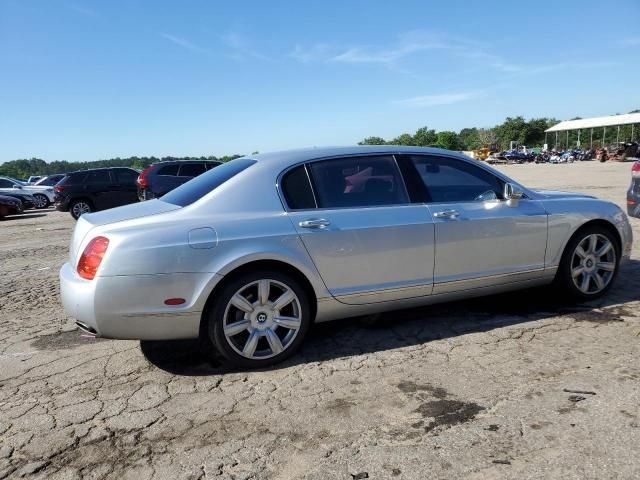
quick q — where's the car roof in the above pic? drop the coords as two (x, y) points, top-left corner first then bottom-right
(245, 145), (471, 168)
(68, 167), (136, 174)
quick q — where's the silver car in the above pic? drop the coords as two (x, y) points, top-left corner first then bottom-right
(60, 146), (633, 368)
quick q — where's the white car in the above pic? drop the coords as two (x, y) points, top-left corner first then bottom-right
(0, 176), (55, 209)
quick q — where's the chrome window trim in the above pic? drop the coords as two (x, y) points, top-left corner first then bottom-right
(277, 152), (411, 212)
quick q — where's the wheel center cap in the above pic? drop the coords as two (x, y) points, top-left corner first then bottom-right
(257, 312), (268, 323)
(584, 256), (596, 271)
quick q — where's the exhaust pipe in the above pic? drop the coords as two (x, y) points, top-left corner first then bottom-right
(76, 321), (98, 336)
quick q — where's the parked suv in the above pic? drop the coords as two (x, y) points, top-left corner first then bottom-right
(137, 160), (222, 200)
(0, 176), (55, 208)
(55, 167), (140, 219)
(628, 160), (640, 218)
(34, 174), (66, 187)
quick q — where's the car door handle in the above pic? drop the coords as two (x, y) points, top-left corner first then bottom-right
(299, 218), (330, 229)
(433, 209), (459, 219)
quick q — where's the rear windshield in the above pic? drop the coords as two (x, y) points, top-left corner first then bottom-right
(161, 158), (256, 207)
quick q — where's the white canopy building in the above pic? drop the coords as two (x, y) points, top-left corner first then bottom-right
(545, 112), (640, 149)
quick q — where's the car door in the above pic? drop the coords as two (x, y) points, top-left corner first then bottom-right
(403, 154), (548, 294)
(84, 170), (115, 210)
(112, 169), (140, 206)
(282, 155), (435, 305)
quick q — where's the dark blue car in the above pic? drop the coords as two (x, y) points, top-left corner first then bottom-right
(628, 160), (640, 218)
(137, 160), (222, 200)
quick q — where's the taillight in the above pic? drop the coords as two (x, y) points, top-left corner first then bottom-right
(54, 184), (65, 193)
(77, 236), (109, 280)
(632, 162), (640, 177)
(137, 165), (155, 188)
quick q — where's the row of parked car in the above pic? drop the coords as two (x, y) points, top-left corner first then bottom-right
(0, 160), (222, 220)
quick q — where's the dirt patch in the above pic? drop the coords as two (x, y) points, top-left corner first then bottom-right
(31, 330), (106, 351)
(397, 381), (448, 399)
(414, 400), (485, 433)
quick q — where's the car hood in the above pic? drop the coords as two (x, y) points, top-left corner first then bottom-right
(533, 189), (596, 199)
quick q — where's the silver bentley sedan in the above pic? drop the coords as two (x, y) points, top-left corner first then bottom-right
(60, 146), (633, 368)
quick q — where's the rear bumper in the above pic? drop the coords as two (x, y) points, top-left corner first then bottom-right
(55, 195), (71, 212)
(627, 193), (640, 218)
(59, 262), (222, 340)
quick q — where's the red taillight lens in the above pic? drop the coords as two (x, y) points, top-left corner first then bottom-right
(77, 236), (109, 280)
(632, 162), (640, 177)
(54, 184), (65, 193)
(137, 165), (154, 188)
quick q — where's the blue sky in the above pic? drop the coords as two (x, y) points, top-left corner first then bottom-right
(1, 0), (639, 162)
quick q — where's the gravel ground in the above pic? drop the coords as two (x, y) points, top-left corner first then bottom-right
(1, 161), (639, 480)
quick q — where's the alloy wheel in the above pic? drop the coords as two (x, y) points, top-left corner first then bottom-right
(222, 279), (302, 360)
(570, 233), (616, 295)
(33, 194), (48, 209)
(72, 202), (91, 218)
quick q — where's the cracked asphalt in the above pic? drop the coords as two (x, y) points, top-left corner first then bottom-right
(1, 161), (639, 479)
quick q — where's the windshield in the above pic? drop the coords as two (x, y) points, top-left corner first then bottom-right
(161, 158), (256, 207)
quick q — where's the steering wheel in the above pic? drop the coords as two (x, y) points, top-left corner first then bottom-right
(474, 190), (498, 202)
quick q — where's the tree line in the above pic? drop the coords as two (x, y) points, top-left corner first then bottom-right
(2, 111), (638, 179)
(359, 116), (559, 151)
(0, 155), (243, 180)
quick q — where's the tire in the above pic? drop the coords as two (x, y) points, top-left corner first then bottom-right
(33, 193), (49, 209)
(555, 225), (620, 301)
(206, 270), (311, 369)
(70, 199), (93, 220)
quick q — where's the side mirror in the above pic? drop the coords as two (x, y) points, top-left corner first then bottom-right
(503, 182), (524, 207)
(12, 184), (22, 189)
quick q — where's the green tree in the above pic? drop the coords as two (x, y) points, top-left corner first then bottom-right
(358, 136), (386, 145)
(412, 126), (437, 146)
(390, 133), (414, 145)
(458, 128), (479, 150)
(435, 131), (460, 150)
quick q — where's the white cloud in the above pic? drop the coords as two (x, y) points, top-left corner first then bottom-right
(160, 33), (209, 54)
(221, 32), (270, 61)
(394, 92), (478, 108)
(619, 37), (640, 46)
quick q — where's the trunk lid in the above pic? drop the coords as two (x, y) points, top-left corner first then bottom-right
(69, 200), (180, 265)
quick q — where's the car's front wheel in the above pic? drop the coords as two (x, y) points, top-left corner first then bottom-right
(556, 226), (620, 300)
(70, 199), (93, 219)
(207, 271), (311, 369)
(33, 193), (49, 209)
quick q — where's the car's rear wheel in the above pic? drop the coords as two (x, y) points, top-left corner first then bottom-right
(556, 226), (620, 300)
(70, 199), (93, 219)
(207, 271), (311, 369)
(33, 193), (49, 209)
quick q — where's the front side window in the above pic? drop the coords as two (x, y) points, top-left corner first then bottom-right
(178, 163), (206, 177)
(0, 179), (13, 188)
(308, 155), (408, 209)
(409, 155), (504, 203)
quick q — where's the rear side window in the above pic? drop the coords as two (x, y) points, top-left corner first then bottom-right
(161, 159), (256, 207)
(115, 169), (138, 183)
(157, 164), (179, 176)
(178, 163), (206, 177)
(85, 171), (111, 184)
(281, 165), (316, 209)
(308, 155), (408, 208)
(409, 155), (503, 203)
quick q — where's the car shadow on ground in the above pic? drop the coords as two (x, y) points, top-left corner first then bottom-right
(3, 212), (48, 221)
(140, 259), (640, 376)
